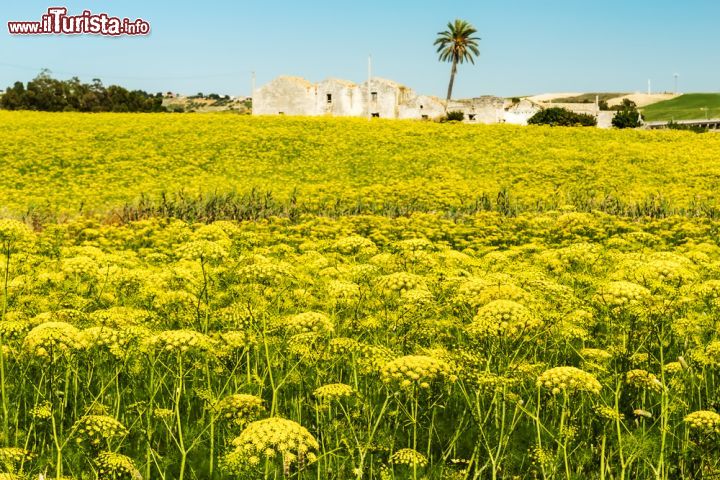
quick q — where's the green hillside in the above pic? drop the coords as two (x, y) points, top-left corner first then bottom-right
(642, 93), (720, 121)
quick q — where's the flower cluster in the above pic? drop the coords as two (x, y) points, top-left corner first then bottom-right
(0, 447), (35, 466)
(0, 219), (32, 247)
(698, 341), (720, 365)
(73, 415), (128, 446)
(95, 451), (142, 479)
(225, 418), (319, 469)
(153, 408), (174, 420)
(23, 322), (82, 359)
(215, 394), (265, 426)
(381, 355), (455, 389)
(634, 259), (695, 285)
(0, 319), (30, 341)
(179, 238), (229, 263)
(30, 401), (52, 420)
(215, 330), (254, 357)
(400, 287), (433, 306)
(595, 281), (650, 308)
(579, 348), (612, 363)
(473, 283), (533, 308)
(536, 367), (602, 395)
(313, 383), (354, 402)
(594, 405), (624, 421)
(146, 329), (213, 355)
(333, 236), (377, 256)
(285, 312), (334, 336)
(625, 369), (663, 392)
(685, 410), (720, 434)
(467, 300), (542, 339)
(326, 280), (361, 303)
(378, 272), (426, 294)
(663, 361), (683, 374)
(81, 326), (130, 358)
(390, 448), (428, 467)
(237, 261), (292, 285)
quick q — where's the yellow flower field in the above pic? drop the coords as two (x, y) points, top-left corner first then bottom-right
(0, 113), (719, 479)
(1, 112), (720, 219)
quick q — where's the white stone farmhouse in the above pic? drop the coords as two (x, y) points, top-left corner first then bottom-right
(253, 76), (448, 120)
(253, 76), (615, 127)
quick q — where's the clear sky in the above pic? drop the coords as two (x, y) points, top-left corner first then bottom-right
(1, 1), (719, 98)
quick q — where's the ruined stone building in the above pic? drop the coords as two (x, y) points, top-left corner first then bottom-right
(253, 76), (448, 120)
(253, 76), (615, 127)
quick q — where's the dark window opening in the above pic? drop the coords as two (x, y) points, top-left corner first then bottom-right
(421, 114), (429, 120)
(371, 92), (378, 102)
(278, 112), (285, 115)
(371, 112), (380, 118)
(326, 93), (332, 104)
(468, 114), (476, 121)
(420, 105), (424, 109)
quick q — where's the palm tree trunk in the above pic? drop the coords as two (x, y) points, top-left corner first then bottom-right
(445, 57), (458, 112)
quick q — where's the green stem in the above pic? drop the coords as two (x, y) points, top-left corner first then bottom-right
(559, 394), (570, 480)
(0, 246), (10, 442)
(176, 355), (186, 480)
(535, 387), (547, 480)
(51, 408), (63, 478)
(209, 412), (215, 479)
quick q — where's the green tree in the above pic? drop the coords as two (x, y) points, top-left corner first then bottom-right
(434, 19), (480, 110)
(612, 99), (643, 129)
(0, 81), (25, 110)
(1, 71), (166, 112)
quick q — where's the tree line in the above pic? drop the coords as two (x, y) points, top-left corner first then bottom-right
(0, 71), (165, 112)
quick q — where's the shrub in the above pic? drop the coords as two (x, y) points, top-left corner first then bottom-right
(528, 107), (597, 127)
(612, 99), (643, 129)
(666, 120), (707, 133)
(443, 110), (465, 122)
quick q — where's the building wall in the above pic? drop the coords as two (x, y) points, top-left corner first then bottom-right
(253, 76), (617, 128)
(363, 79), (401, 118)
(397, 94), (445, 120)
(254, 76), (477, 121)
(502, 99), (540, 125)
(449, 96), (506, 124)
(253, 77), (317, 116)
(596, 111), (616, 129)
(314, 79), (364, 117)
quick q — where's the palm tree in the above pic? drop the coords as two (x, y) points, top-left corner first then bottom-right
(434, 19), (481, 110)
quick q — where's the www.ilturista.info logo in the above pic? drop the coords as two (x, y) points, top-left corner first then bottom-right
(8, 7), (150, 36)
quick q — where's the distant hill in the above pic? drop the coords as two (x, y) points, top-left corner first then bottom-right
(525, 92), (676, 108)
(642, 93), (720, 121)
(547, 93), (627, 104)
(162, 94), (251, 113)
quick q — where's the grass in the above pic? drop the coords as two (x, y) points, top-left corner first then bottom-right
(642, 93), (720, 121)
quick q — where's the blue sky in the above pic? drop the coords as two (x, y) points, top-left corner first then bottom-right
(1, 1), (718, 98)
